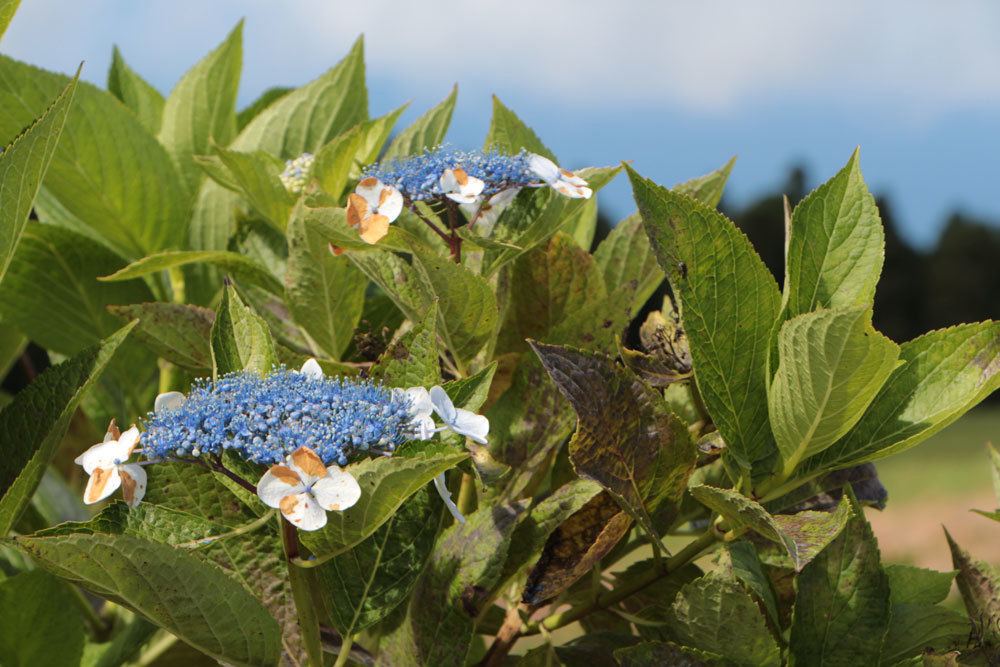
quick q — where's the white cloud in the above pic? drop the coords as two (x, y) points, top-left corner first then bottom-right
(3, 0), (1000, 118)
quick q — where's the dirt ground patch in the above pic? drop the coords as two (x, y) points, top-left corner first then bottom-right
(867, 490), (999, 570)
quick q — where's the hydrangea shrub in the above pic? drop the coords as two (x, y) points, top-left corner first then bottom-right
(0, 13), (999, 667)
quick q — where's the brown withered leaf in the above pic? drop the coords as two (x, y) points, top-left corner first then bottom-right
(522, 491), (632, 605)
(639, 295), (692, 374)
(530, 342), (696, 545)
(945, 529), (1000, 656)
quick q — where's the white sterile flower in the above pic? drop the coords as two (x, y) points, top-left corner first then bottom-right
(462, 188), (520, 235)
(74, 423), (147, 507)
(299, 358), (324, 380)
(439, 167), (485, 204)
(154, 391), (186, 413)
(429, 385), (489, 445)
(527, 153), (592, 199)
(396, 386), (436, 440)
(347, 177), (404, 244)
(256, 446), (361, 531)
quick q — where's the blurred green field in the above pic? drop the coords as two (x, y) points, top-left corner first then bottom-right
(875, 405), (998, 505)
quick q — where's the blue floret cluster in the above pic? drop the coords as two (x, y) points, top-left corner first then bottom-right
(362, 147), (538, 201)
(142, 369), (415, 466)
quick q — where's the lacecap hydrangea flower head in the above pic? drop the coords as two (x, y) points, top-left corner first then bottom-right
(72, 359), (489, 530)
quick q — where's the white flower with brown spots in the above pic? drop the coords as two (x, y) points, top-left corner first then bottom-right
(527, 153), (592, 199)
(256, 446), (361, 531)
(74, 422), (147, 507)
(439, 167), (485, 204)
(346, 177), (404, 244)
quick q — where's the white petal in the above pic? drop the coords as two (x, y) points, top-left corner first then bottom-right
(377, 186), (404, 223)
(75, 441), (120, 474)
(552, 181), (592, 199)
(451, 409), (490, 445)
(355, 177), (385, 208)
(439, 168), (460, 192)
(118, 464), (147, 507)
(287, 446), (329, 486)
(299, 358), (324, 380)
(527, 153), (560, 184)
(257, 465), (305, 508)
(154, 391), (186, 413)
(115, 426), (141, 459)
(279, 492), (328, 531)
(445, 192), (481, 205)
(429, 385), (458, 425)
(311, 468), (362, 511)
(83, 466), (121, 505)
(558, 169), (589, 188)
(412, 414), (437, 440)
(433, 472), (465, 524)
(404, 386), (434, 419)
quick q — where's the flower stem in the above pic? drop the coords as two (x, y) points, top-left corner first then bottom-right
(281, 517), (324, 667)
(457, 472), (476, 516)
(333, 633), (355, 667)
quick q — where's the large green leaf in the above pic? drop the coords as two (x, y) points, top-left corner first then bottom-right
(0, 72), (76, 283)
(784, 150), (884, 317)
(286, 206), (367, 359)
(214, 147), (295, 229)
(592, 214), (663, 313)
(0, 0), (20, 40)
(101, 249), (283, 295)
(16, 532), (281, 666)
(0, 323), (133, 535)
(789, 492), (891, 665)
(319, 485), (440, 634)
(532, 342), (696, 543)
(108, 302), (214, 371)
(669, 572), (780, 666)
(881, 604), (968, 664)
(382, 85), (457, 160)
(0, 225), (152, 355)
(299, 444), (467, 559)
(211, 284), (278, 376)
(885, 564), (955, 606)
(410, 242), (498, 369)
(0, 569), (85, 666)
(370, 304), (441, 388)
(674, 156), (736, 209)
(0, 57), (187, 259)
(378, 502), (524, 667)
(159, 21), (242, 192)
(769, 306), (899, 475)
(484, 95), (554, 160)
(628, 165), (781, 477)
(107, 47), (164, 134)
(801, 321), (1000, 475)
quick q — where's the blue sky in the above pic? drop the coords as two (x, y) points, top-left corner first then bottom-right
(4, 1), (1000, 247)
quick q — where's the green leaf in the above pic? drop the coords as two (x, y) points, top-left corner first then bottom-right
(0, 225), (152, 355)
(107, 46), (164, 134)
(800, 321), (1000, 475)
(532, 343), (696, 543)
(674, 156), (736, 209)
(0, 569), (85, 667)
(211, 284), (278, 376)
(690, 484), (851, 571)
(885, 564), (955, 606)
(383, 85), (457, 160)
(441, 362), (497, 413)
(720, 541), (780, 628)
(769, 306), (900, 474)
(484, 95), (554, 160)
(0, 323), (133, 535)
(311, 125), (364, 200)
(319, 485), (440, 634)
(159, 21), (242, 192)
(0, 73), (76, 283)
(612, 561), (703, 641)
(945, 530), (1000, 653)
(882, 604), (968, 664)
(353, 104), (408, 169)
(16, 532), (281, 666)
(286, 206), (367, 358)
(299, 445), (468, 559)
(789, 492), (891, 665)
(144, 463), (255, 527)
(236, 86), (291, 131)
(214, 147), (295, 229)
(370, 304), (441, 388)
(0, 320), (25, 378)
(345, 247), (426, 320)
(499, 232), (607, 355)
(0, 0), (20, 40)
(410, 242), (499, 369)
(101, 249), (283, 295)
(615, 641), (721, 667)
(0, 57), (187, 259)
(108, 302), (214, 371)
(522, 491), (632, 605)
(592, 214), (663, 313)
(784, 150), (884, 317)
(669, 572), (781, 666)
(378, 502), (524, 667)
(628, 165), (781, 476)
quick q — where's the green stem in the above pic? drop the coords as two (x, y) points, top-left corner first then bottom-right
(281, 517), (324, 667)
(157, 266), (187, 393)
(333, 633), (355, 667)
(457, 472), (476, 517)
(167, 266), (186, 303)
(524, 529), (719, 635)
